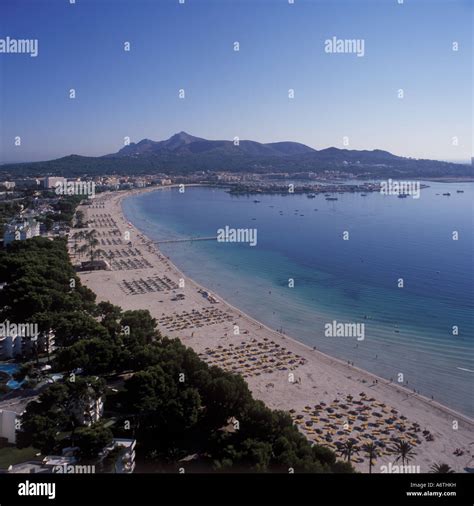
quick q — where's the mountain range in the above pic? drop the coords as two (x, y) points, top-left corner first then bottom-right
(1, 132), (471, 178)
(109, 131), (403, 161)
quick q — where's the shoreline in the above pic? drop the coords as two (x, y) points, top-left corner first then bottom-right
(73, 186), (474, 473)
(119, 187), (472, 425)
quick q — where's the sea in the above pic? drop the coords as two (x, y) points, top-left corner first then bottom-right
(122, 182), (474, 418)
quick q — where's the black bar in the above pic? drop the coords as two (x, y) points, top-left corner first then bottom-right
(0, 473), (471, 506)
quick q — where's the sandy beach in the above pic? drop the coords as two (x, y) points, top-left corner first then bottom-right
(71, 187), (473, 473)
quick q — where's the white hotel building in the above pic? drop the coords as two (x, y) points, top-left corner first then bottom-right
(3, 217), (41, 246)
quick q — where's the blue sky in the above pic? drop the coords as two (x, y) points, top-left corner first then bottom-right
(0, 0), (472, 163)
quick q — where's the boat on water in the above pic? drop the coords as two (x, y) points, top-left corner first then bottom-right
(361, 193), (367, 196)
(442, 192), (451, 196)
(457, 190), (464, 193)
(398, 194), (408, 198)
(307, 194), (316, 199)
(326, 197), (338, 201)
(253, 200), (261, 203)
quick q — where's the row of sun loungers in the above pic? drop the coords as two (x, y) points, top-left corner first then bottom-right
(104, 248), (142, 259)
(119, 276), (179, 295)
(88, 218), (117, 228)
(157, 307), (233, 331)
(111, 258), (153, 270)
(199, 338), (307, 378)
(100, 238), (123, 246)
(96, 229), (121, 237)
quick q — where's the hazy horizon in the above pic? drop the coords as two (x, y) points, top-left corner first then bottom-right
(0, 129), (472, 166)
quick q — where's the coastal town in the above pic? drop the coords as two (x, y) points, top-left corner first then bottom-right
(1, 179), (471, 477)
(0, 169), (440, 250)
(1, 0), (473, 504)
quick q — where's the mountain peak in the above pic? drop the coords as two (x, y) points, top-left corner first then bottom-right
(164, 131), (205, 150)
(169, 131), (201, 141)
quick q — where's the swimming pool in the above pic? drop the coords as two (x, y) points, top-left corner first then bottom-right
(0, 363), (23, 389)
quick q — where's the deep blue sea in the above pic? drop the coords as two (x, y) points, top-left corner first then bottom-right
(123, 183), (474, 417)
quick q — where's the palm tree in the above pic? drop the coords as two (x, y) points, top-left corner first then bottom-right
(71, 231), (85, 256)
(392, 440), (417, 467)
(362, 441), (378, 474)
(338, 440), (359, 463)
(77, 243), (89, 259)
(85, 231), (99, 263)
(91, 248), (106, 261)
(430, 462), (455, 474)
(79, 230), (104, 263)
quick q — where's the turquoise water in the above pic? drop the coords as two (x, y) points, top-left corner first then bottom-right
(0, 363), (23, 389)
(123, 183), (474, 417)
